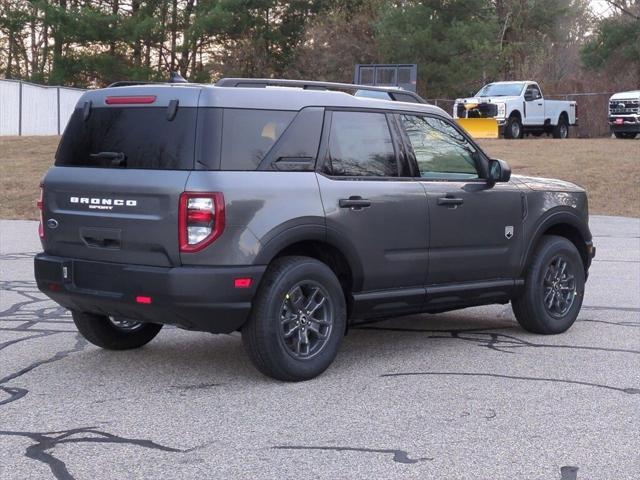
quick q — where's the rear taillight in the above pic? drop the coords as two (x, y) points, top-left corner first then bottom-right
(179, 192), (225, 253)
(37, 185), (44, 240)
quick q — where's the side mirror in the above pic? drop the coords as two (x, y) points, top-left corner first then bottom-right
(524, 91), (534, 101)
(487, 158), (511, 185)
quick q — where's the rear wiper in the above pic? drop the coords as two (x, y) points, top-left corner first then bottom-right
(89, 152), (127, 167)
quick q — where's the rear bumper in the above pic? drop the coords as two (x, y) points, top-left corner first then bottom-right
(34, 254), (266, 333)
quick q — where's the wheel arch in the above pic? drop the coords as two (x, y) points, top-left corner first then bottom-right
(254, 226), (363, 313)
(521, 210), (592, 276)
(557, 110), (569, 124)
(509, 109), (522, 120)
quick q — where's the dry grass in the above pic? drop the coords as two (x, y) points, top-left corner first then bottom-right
(477, 138), (639, 218)
(0, 136), (638, 220)
(1, 136), (60, 220)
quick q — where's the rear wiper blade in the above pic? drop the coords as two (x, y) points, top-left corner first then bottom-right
(89, 152), (127, 167)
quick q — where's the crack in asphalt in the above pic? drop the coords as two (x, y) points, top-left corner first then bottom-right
(0, 426), (186, 480)
(1, 280), (72, 328)
(355, 326), (640, 355)
(579, 318), (640, 327)
(272, 445), (433, 464)
(581, 305), (640, 313)
(381, 371), (640, 395)
(0, 334), (87, 406)
(0, 331), (60, 352)
(0, 280), (83, 406)
(170, 382), (222, 391)
(0, 385), (28, 405)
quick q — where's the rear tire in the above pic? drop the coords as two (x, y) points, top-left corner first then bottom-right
(242, 256), (346, 381)
(512, 235), (585, 334)
(553, 116), (569, 139)
(72, 312), (162, 350)
(614, 132), (638, 139)
(504, 115), (522, 139)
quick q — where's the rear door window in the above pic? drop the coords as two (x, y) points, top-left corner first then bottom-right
(220, 109), (296, 170)
(56, 107), (197, 169)
(325, 111), (398, 177)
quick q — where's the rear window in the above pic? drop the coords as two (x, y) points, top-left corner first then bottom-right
(326, 111), (398, 177)
(56, 106), (197, 169)
(220, 109), (296, 170)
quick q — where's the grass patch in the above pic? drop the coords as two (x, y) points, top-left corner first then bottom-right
(477, 138), (639, 218)
(0, 136), (59, 220)
(0, 136), (638, 219)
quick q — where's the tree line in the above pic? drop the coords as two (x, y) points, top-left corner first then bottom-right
(0, 0), (638, 98)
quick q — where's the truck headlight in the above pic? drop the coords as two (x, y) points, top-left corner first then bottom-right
(496, 102), (506, 118)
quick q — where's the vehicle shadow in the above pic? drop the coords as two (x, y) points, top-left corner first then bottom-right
(74, 308), (519, 385)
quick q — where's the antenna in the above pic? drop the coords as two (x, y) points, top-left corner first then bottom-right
(159, 47), (188, 83)
(169, 71), (188, 83)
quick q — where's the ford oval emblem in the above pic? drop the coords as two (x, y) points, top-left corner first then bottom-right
(47, 218), (59, 229)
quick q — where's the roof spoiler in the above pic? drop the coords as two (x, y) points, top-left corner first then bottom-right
(108, 71), (188, 88)
(215, 78), (426, 103)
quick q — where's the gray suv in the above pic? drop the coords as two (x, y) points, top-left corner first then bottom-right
(34, 79), (595, 381)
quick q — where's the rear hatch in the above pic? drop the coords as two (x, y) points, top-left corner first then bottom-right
(41, 85), (201, 267)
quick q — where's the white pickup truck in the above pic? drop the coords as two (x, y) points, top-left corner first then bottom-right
(453, 81), (578, 139)
(609, 90), (640, 139)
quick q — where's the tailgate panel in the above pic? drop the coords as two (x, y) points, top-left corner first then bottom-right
(42, 167), (190, 267)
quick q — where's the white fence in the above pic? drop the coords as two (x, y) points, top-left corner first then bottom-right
(0, 79), (86, 136)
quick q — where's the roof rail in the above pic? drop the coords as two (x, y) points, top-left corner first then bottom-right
(215, 78), (426, 104)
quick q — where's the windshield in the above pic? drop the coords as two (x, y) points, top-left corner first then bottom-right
(476, 83), (525, 97)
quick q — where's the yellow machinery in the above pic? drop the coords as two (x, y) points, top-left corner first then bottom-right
(455, 103), (499, 139)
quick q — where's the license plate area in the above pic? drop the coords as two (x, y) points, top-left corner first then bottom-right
(73, 261), (124, 293)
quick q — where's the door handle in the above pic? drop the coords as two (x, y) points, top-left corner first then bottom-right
(437, 196), (464, 207)
(537, 103), (543, 106)
(339, 196), (372, 209)
(80, 227), (121, 249)
(82, 236), (121, 249)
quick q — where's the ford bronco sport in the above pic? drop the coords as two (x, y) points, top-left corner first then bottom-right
(35, 78), (595, 381)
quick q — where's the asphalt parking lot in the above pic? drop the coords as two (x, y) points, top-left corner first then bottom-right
(1, 216), (638, 480)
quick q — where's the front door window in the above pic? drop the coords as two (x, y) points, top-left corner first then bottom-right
(399, 115), (479, 180)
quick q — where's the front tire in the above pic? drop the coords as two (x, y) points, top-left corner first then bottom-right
(512, 236), (585, 334)
(504, 115), (522, 139)
(72, 312), (163, 350)
(242, 256), (346, 381)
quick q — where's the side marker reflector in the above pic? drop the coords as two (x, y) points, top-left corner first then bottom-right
(234, 278), (252, 289)
(136, 296), (152, 304)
